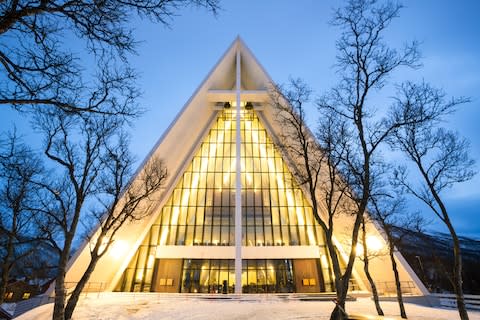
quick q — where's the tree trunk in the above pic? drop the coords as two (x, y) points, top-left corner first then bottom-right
(53, 233), (74, 320)
(324, 232), (348, 320)
(331, 278), (349, 320)
(362, 220), (384, 316)
(64, 254), (101, 320)
(0, 262), (12, 306)
(446, 220), (469, 320)
(0, 228), (15, 305)
(389, 243), (407, 319)
(53, 266), (67, 320)
(0, 264), (9, 305)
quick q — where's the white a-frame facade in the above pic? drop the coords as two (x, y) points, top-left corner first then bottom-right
(63, 38), (428, 296)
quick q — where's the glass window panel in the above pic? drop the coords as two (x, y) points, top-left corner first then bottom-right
(192, 157), (200, 172)
(176, 225), (186, 245)
(185, 225), (195, 245)
(298, 225), (307, 245)
(199, 268), (209, 293)
(263, 211), (272, 225)
(204, 207), (212, 225)
(136, 246), (148, 269)
(254, 190), (262, 205)
(161, 207), (171, 225)
(255, 226), (264, 245)
(272, 226), (283, 246)
(246, 192), (254, 206)
(196, 206), (205, 225)
(201, 143), (209, 158)
(172, 189), (182, 205)
(289, 226), (299, 245)
(305, 206), (313, 225)
(271, 207), (279, 225)
(197, 188), (206, 205)
(255, 214), (263, 226)
(207, 154), (215, 172)
(205, 189), (213, 206)
(203, 226), (212, 245)
(252, 143), (259, 158)
(264, 226), (273, 245)
(261, 173), (270, 188)
(221, 226), (230, 245)
(213, 189), (221, 206)
(160, 225), (170, 245)
(224, 130), (231, 145)
(198, 169), (207, 189)
(279, 207), (289, 224)
(288, 206), (298, 225)
(222, 191), (230, 206)
(246, 226), (255, 246)
(230, 228), (235, 245)
(194, 226), (203, 245)
(149, 225), (159, 245)
(215, 151), (223, 171)
(281, 226), (290, 245)
(213, 207), (221, 225)
(187, 207), (196, 225)
(278, 190), (286, 207)
(183, 172), (192, 188)
(270, 190), (278, 206)
(212, 226), (220, 245)
(178, 207), (188, 225)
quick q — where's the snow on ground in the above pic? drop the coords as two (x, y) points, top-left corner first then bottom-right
(16, 293), (480, 320)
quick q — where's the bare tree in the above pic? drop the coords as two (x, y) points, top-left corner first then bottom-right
(369, 193), (424, 319)
(0, 130), (45, 305)
(0, 0), (219, 115)
(32, 108), (167, 320)
(63, 139), (167, 320)
(271, 79), (356, 319)
(359, 215), (384, 316)
(389, 81), (475, 320)
(315, 1), (420, 318)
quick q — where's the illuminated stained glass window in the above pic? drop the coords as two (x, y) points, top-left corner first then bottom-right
(117, 108), (329, 292)
(238, 110), (323, 246)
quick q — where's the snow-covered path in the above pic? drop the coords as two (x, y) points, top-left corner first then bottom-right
(16, 294), (480, 320)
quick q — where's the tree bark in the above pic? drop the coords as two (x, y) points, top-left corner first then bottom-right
(362, 220), (384, 316)
(389, 243), (407, 319)
(0, 264), (10, 305)
(446, 218), (469, 320)
(64, 253), (101, 320)
(0, 236), (14, 305)
(53, 260), (67, 320)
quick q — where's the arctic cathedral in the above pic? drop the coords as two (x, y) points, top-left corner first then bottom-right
(61, 38), (427, 296)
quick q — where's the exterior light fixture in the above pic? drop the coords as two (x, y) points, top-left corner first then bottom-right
(224, 101), (231, 109)
(245, 101), (253, 110)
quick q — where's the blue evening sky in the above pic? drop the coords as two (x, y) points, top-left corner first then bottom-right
(1, 1), (479, 238)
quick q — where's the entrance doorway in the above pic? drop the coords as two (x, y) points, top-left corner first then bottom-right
(293, 259), (324, 293)
(152, 259), (182, 292)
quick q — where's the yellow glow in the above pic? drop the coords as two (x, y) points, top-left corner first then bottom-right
(109, 240), (128, 260)
(245, 119), (317, 244)
(161, 120), (231, 246)
(136, 270), (143, 281)
(366, 235), (384, 251)
(321, 254), (328, 267)
(357, 235), (384, 256)
(147, 254), (155, 268)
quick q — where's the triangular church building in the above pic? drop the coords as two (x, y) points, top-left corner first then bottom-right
(63, 38), (427, 296)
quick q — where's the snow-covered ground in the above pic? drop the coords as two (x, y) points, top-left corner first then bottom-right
(15, 293), (480, 320)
